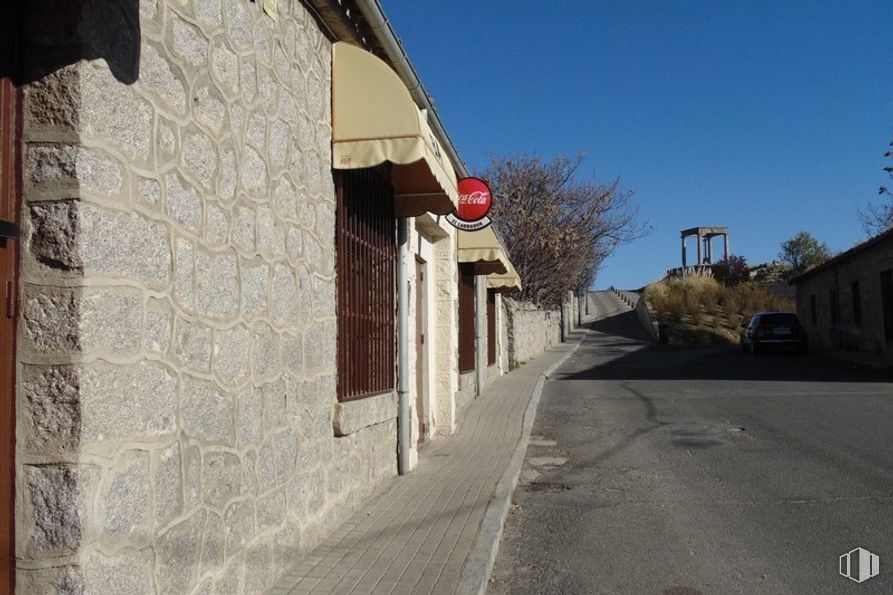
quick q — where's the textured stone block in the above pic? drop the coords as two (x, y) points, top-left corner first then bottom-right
(240, 260), (268, 317)
(81, 548), (154, 595)
(218, 147), (237, 204)
(236, 385), (263, 446)
(22, 285), (142, 356)
(224, 499), (256, 556)
(251, 321), (280, 382)
(241, 145), (268, 197)
(303, 319), (335, 375)
(195, 249), (239, 318)
(281, 332), (303, 375)
(262, 380), (288, 437)
(181, 128), (217, 189)
(246, 111), (266, 149)
(183, 444), (203, 511)
(195, 0), (222, 29)
(174, 236), (195, 312)
(80, 62), (152, 159)
(216, 551), (246, 595)
(79, 287), (143, 354)
(152, 441), (183, 529)
(80, 361), (176, 445)
(269, 264), (297, 327)
(181, 374), (235, 445)
(213, 324), (250, 387)
(97, 450), (150, 543)
(22, 464), (97, 558)
(25, 144), (122, 196)
(232, 204), (256, 253)
(240, 58), (257, 102)
(225, 0), (255, 51)
(203, 450), (241, 509)
(170, 15), (209, 67)
(28, 200), (79, 270)
(165, 173), (203, 232)
(156, 510), (205, 595)
(79, 203), (171, 285)
(24, 65), (80, 133)
(243, 537), (275, 595)
(256, 205), (284, 257)
(256, 442), (277, 493)
(145, 297), (173, 354)
(206, 201), (229, 246)
(211, 40), (238, 92)
(333, 391), (397, 437)
(201, 511), (226, 576)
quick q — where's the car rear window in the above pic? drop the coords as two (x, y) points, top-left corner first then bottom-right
(759, 313), (798, 326)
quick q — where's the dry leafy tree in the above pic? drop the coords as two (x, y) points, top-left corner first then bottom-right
(860, 133), (893, 234)
(480, 154), (647, 307)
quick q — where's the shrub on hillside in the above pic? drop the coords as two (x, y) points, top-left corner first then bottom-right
(712, 255), (749, 286)
(644, 276), (794, 343)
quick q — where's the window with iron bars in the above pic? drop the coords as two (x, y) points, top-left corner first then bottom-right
(335, 168), (396, 401)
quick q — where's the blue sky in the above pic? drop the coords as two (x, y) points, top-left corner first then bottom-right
(382, 1), (893, 289)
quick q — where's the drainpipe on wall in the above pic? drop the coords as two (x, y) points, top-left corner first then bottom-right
(396, 218), (411, 475)
(475, 275), (486, 398)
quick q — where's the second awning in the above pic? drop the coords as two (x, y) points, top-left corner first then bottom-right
(457, 225), (510, 275)
(332, 42), (458, 217)
(487, 260), (522, 293)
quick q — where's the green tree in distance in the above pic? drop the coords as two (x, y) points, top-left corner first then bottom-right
(779, 231), (831, 275)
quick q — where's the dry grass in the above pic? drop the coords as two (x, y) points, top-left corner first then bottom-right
(644, 277), (795, 344)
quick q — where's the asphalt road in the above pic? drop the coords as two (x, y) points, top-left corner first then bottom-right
(489, 292), (893, 594)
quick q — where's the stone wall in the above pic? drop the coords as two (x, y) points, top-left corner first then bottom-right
(17, 2), (396, 592)
(503, 298), (561, 367)
(635, 295), (660, 341)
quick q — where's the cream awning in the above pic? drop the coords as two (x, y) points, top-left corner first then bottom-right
(487, 260), (522, 293)
(457, 225), (509, 275)
(332, 42), (459, 217)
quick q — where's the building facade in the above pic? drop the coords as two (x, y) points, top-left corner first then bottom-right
(0, 2), (553, 593)
(792, 227), (893, 355)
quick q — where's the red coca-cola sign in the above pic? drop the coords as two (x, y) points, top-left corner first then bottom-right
(456, 177), (493, 222)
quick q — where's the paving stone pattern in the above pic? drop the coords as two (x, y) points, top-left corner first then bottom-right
(270, 346), (572, 595)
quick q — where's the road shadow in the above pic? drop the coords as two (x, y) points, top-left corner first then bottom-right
(566, 312), (892, 384)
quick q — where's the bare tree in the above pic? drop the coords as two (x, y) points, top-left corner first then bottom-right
(860, 134), (893, 235)
(480, 153), (648, 307)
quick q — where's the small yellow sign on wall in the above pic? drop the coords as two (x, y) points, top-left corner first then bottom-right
(263, 0), (278, 22)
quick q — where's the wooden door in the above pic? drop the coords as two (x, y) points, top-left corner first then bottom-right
(0, 34), (19, 594)
(415, 258), (428, 441)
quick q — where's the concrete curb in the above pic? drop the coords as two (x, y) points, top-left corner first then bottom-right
(456, 332), (586, 595)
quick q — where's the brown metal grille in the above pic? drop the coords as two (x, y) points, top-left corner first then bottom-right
(486, 290), (496, 366)
(336, 168), (396, 401)
(458, 264), (475, 373)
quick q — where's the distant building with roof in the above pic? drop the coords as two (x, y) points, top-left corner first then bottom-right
(790, 227), (893, 354)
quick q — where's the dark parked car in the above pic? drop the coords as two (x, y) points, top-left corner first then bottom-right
(740, 312), (809, 355)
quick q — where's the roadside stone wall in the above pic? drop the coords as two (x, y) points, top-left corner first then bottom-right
(17, 2), (395, 593)
(503, 298), (561, 367)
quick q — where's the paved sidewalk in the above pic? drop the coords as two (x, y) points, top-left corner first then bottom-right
(269, 336), (584, 595)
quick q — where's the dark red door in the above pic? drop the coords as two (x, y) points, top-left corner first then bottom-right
(0, 9), (19, 590)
